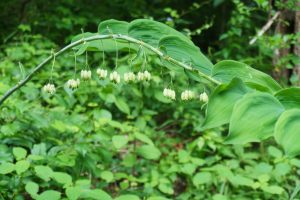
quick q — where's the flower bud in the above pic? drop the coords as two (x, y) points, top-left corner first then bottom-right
(67, 79), (80, 89)
(96, 68), (108, 79)
(43, 83), (56, 95)
(200, 92), (209, 103)
(81, 70), (92, 80)
(124, 72), (136, 83)
(110, 71), (121, 83)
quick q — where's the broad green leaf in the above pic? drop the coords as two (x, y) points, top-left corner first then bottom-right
(114, 97), (130, 114)
(34, 165), (53, 181)
(226, 92), (284, 144)
(192, 172), (212, 186)
(71, 32), (132, 54)
(275, 88), (300, 109)
(274, 109), (300, 157)
(137, 145), (161, 160)
(202, 78), (248, 129)
(115, 194), (140, 200)
(112, 135), (129, 149)
(52, 172), (73, 186)
(158, 182), (174, 195)
(0, 162), (15, 174)
(13, 147), (27, 160)
(80, 189), (112, 200)
(147, 197), (170, 200)
(267, 146), (283, 158)
(15, 160), (30, 174)
(37, 190), (61, 200)
(134, 132), (154, 145)
(98, 19), (129, 35)
(100, 171), (114, 182)
(159, 35), (213, 75)
(229, 175), (254, 186)
(212, 60), (281, 92)
(25, 181), (39, 197)
(128, 19), (191, 47)
(66, 187), (82, 200)
(261, 185), (284, 195)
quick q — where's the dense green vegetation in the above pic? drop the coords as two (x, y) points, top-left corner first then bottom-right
(1, 0), (300, 200)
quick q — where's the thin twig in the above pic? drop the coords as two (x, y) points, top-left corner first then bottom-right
(249, 11), (281, 45)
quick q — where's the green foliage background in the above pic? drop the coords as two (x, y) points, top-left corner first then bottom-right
(0, 0), (300, 199)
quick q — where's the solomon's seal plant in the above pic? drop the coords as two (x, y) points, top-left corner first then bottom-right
(1, 19), (300, 159)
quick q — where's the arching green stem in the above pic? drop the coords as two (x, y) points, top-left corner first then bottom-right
(0, 34), (220, 106)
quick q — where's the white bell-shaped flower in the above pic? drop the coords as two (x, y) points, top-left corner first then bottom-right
(143, 70), (151, 81)
(199, 92), (209, 103)
(163, 88), (176, 100)
(96, 68), (108, 79)
(81, 70), (92, 80)
(181, 90), (195, 101)
(124, 72), (136, 83)
(137, 71), (145, 81)
(43, 83), (56, 95)
(110, 71), (121, 83)
(67, 79), (80, 89)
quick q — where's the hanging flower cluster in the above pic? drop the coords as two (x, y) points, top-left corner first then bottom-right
(110, 71), (121, 83)
(199, 92), (209, 103)
(96, 68), (108, 79)
(163, 88), (176, 100)
(181, 90), (195, 101)
(67, 79), (80, 89)
(81, 70), (92, 80)
(137, 71), (151, 81)
(43, 83), (56, 94)
(124, 72), (136, 83)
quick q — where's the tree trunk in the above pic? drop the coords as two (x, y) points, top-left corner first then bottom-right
(293, 1), (300, 85)
(272, 10), (290, 84)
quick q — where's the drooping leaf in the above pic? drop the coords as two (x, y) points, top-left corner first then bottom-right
(128, 19), (191, 47)
(274, 109), (300, 157)
(98, 19), (129, 35)
(112, 135), (129, 149)
(226, 92), (284, 144)
(212, 60), (281, 92)
(202, 78), (248, 129)
(275, 88), (300, 109)
(159, 35), (213, 75)
(137, 145), (161, 160)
